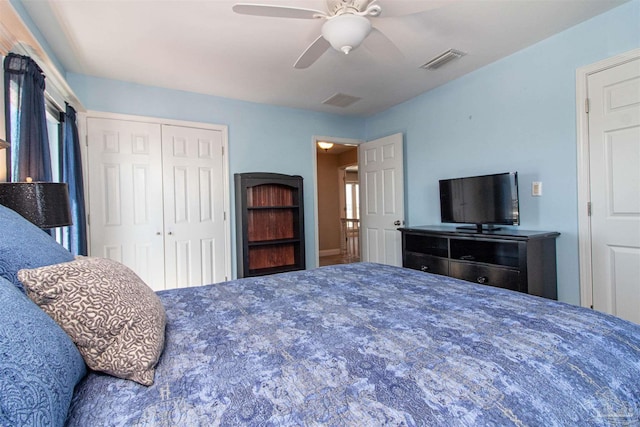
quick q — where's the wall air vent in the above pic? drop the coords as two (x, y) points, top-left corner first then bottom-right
(322, 93), (362, 108)
(420, 49), (466, 70)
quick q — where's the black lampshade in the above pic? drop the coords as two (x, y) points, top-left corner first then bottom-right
(0, 182), (72, 228)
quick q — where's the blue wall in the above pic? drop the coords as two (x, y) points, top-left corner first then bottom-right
(67, 74), (365, 276)
(13, 0), (639, 299)
(364, 0), (640, 304)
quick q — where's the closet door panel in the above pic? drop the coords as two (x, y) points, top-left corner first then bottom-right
(87, 118), (165, 290)
(162, 125), (226, 288)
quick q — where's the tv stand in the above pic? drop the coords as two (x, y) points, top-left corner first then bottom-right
(456, 224), (503, 233)
(398, 225), (560, 299)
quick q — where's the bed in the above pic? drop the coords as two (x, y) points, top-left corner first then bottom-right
(1, 203), (639, 426)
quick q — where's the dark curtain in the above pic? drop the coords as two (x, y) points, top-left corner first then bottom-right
(3, 53), (51, 182)
(61, 104), (88, 255)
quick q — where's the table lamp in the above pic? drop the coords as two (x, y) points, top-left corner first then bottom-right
(0, 180), (72, 228)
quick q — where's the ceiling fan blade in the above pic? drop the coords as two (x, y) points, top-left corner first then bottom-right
(363, 27), (403, 62)
(294, 36), (331, 69)
(232, 3), (326, 19)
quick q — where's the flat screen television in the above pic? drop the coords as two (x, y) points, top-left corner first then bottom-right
(439, 172), (519, 232)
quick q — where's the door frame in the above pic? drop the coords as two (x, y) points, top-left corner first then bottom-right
(311, 135), (363, 267)
(79, 110), (232, 282)
(575, 47), (640, 309)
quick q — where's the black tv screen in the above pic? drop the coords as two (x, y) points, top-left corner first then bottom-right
(439, 172), (519, 230)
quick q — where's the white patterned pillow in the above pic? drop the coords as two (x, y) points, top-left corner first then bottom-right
(18, 257), (166, 386)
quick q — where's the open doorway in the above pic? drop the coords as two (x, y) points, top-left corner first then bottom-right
(316, 141), (360, 267)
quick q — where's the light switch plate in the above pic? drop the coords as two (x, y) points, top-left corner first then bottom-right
(532, 181), (542, 196)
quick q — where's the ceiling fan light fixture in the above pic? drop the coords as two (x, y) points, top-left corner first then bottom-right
(317, 141), (334, 151)
(322, 14), (372, 55)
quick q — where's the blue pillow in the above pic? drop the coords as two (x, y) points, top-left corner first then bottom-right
(0, 204), (74, 292)
(0, 276), (86, 426)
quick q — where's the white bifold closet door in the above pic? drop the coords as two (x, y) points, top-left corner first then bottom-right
(87, 117), (227, 291)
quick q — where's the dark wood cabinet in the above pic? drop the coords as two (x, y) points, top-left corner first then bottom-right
(235, 173), (305, 278)
(399, 225), (560, 299)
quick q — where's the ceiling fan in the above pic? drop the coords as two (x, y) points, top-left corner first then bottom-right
(232, 0), (405, 69)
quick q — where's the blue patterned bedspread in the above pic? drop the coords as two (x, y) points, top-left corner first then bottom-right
(67, 263), (640, 426)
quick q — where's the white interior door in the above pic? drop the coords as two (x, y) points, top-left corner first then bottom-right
(588, 57), (640, 324)
(87, 118), (165, 290)
(161, 125), (227, 288)
(359, 133), (404, 266)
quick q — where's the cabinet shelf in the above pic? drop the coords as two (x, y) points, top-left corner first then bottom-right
(236, 173), (305, 278)
(248, 264), (302, 277)
(247, 205), (299, 210)
(248, 238), (301, 246)
(399, 225), (559, 299)
(450, 238), (520, 268)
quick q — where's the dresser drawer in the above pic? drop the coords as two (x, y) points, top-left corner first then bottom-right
(449, 261), (521, 292)
(404, 252), (449, 276)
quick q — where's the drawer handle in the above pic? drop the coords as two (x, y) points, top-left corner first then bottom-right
(420, 265), (430, 272)
(477, 276), (488, 284)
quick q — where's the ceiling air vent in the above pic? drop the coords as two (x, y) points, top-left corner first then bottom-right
(420, 49), (466, 70)
(322, 93), (362, 108)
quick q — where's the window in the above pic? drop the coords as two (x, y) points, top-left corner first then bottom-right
(7, 79), (64, 241)
(345, 182), (359, 220)
(0, 54), (5, 181)
(45, 101), (63, 183)
(45, 107), (64, 243)
(3, 54), (87, 254)
(7, 85), (63, 181)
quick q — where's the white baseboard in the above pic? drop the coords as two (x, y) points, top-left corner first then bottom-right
(319, 248), (341, 257)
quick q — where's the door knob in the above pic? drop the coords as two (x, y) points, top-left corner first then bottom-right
(394, 220), (401, 226)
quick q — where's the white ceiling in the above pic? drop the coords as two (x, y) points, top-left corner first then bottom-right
(21, 0), (627, 117)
